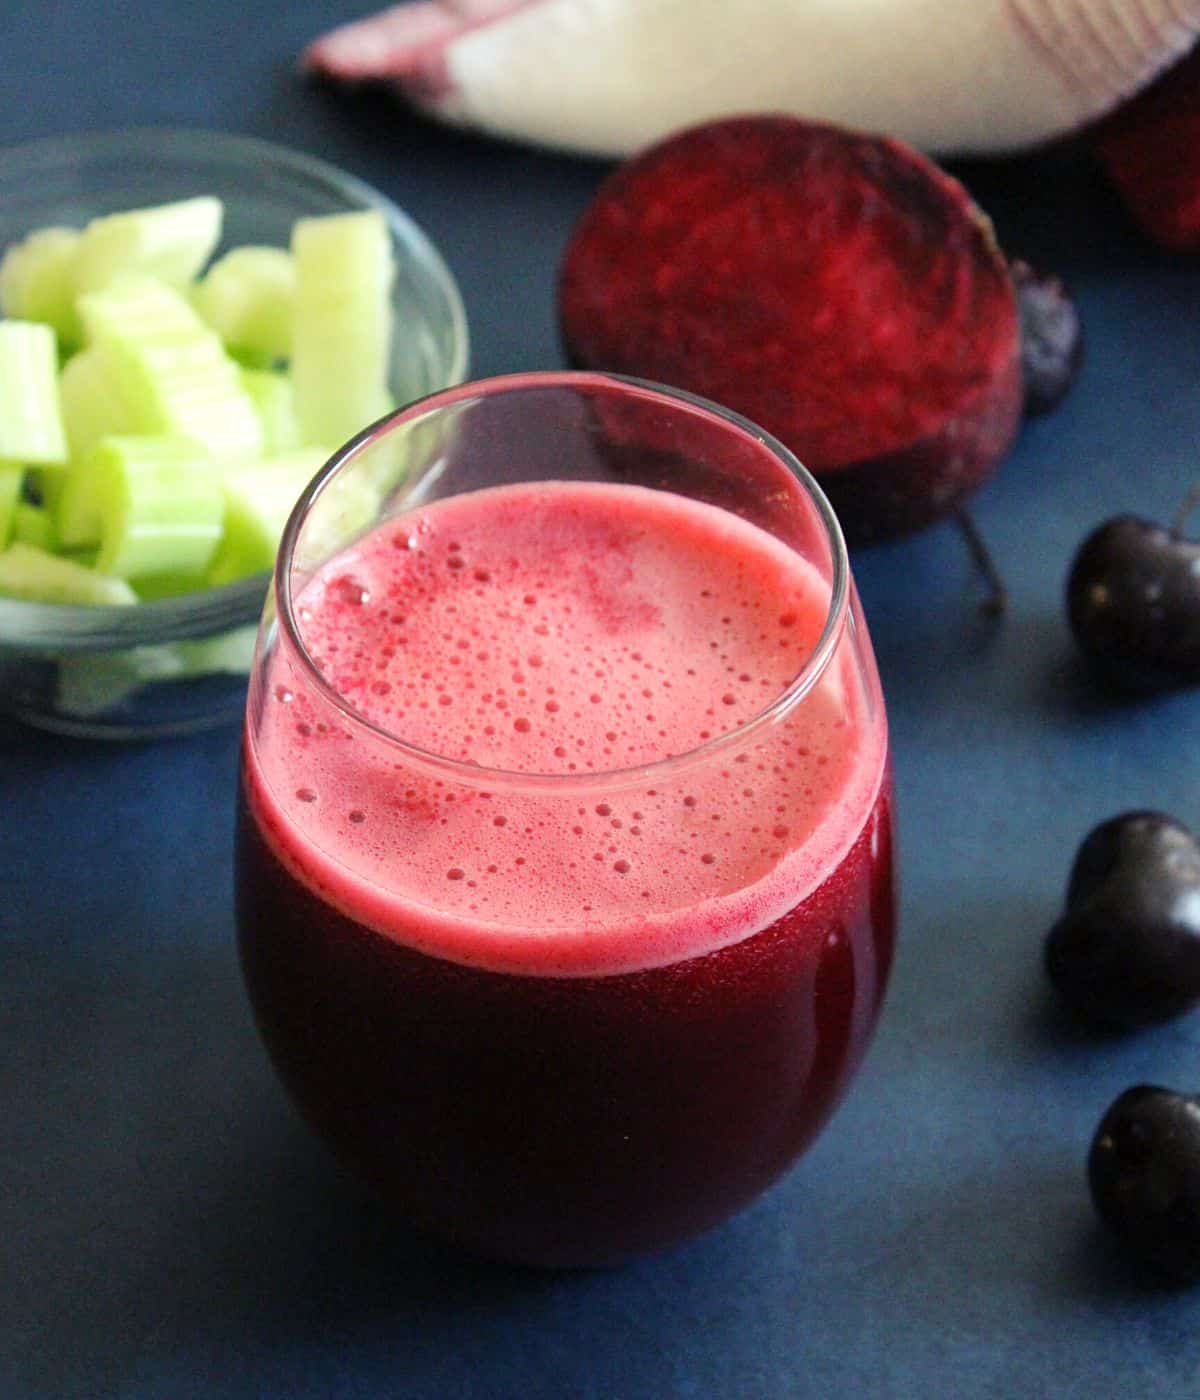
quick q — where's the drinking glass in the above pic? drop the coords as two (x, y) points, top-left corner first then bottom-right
(236, 372), (896, 1267)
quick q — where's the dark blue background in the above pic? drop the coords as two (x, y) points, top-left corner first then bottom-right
(4, 4), (1200, 1396)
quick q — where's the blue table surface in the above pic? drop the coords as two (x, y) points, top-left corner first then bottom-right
(5, 5), (1200, 1397)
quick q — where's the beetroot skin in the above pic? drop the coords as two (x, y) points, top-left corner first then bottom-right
(558, 116), (1022, 545)
(1095, 43), (1200, 255)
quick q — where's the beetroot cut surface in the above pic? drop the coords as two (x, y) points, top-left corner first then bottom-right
(558, 116), (1022, 545)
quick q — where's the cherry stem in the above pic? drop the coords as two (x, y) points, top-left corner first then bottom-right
(1172, 483), (1200, 536)
(955, 510), (1007, 618)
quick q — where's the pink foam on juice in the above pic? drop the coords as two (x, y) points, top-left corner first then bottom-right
(246, 480), (885, 977)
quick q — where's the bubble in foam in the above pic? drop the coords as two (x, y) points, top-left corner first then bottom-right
(332, 575), (370, 607)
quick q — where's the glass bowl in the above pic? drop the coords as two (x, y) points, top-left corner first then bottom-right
(0, 127), (469, 739)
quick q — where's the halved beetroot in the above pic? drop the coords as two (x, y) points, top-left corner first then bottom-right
(1094, 43), (1200, 255)
(558, 116), (1022, 545)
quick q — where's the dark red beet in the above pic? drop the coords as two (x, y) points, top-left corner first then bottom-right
(558, 116), (1022, 545)
(1011, 260), (1084, 417)
(1095, 43), (1200, 255)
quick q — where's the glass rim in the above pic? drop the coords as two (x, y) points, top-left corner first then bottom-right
(274, 370), (851, 792)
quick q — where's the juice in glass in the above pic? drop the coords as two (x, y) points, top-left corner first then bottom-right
(236, 373), (895, 1266)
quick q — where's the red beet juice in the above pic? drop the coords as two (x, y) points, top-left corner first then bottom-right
(237, 478), (895, 1266)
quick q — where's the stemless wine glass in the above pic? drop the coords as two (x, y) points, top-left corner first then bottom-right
(236, 372), (896, 1268)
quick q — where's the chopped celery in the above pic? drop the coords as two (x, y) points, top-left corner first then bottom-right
(12, 501), (54, 551)
(73, 197), (222, 296)
(194, 245), (294, 361)
(174, 623), (257, 674)
(0, 227), (82, 345)
(26, 465), (67, 513)
(0, 196), (420, 614)
(55, 623), (257, 716)
(59, 435), (223, 580)
(78, 279), (263, 467)
(227, 347), (277, 372)
(0, 320), (68, 463)
(78, 273), (205, 344)
(56, 458), (102, 549)
(205, 446), (327, 586)
(133, 570), (208, 601)
(0, 541), (136, 605)
(291, 210), (395, 448)
(239, 367), (301, 455)
(309, 464), (385, 557)
(0, 464), (23, 545)
(55, 643), (187, 717)
(59, 346), (137, 465)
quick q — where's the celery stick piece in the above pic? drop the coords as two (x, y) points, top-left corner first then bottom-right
(12, 501), (55, 551)
(78, 273), (206, 344)
(0, 541), (136, 604)
(239, 368), (301, 455)
(205, 447), (328, 586)
(29, 465), (68, 516)
(194, 246), (294, 361)
(73, 197), (222, 296)
(228, 348), (277, 372)
(60, 435), (224, 580)
(78, 279), (263, 467)
(0, 320), (68, 463)
(291, 210), (395, 448)
(0, 464), (23, 545)
(174, 623), (257, 675)
(133, 570), (208, 601)
(56, 623), (257, 717)
(59, 346), (138, 465)
(55, 644), (186, 717)
(312, 465), (385, 555)
(57, 455), (104, 550)
(0, 227), (82, 345)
